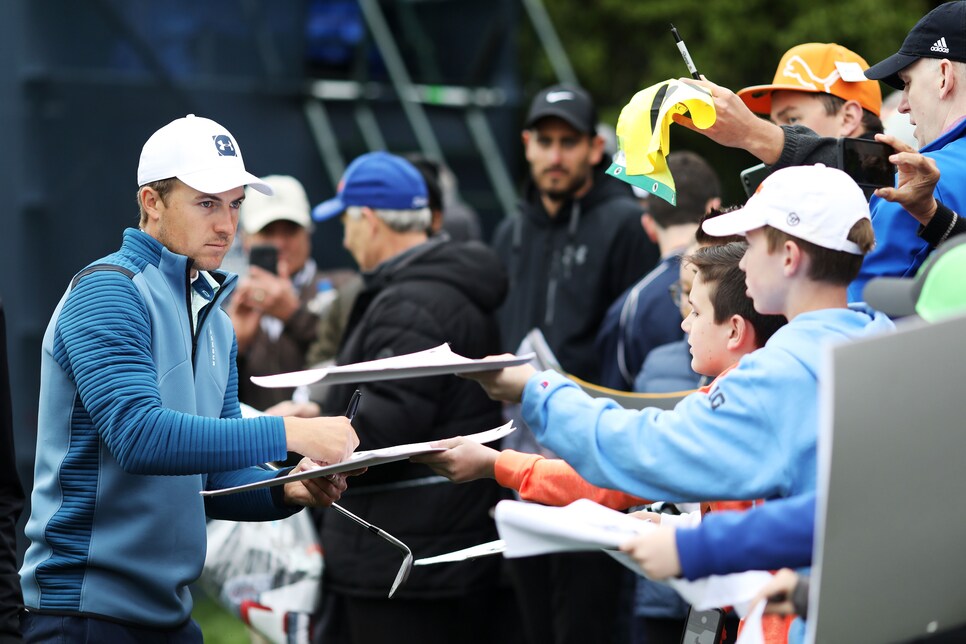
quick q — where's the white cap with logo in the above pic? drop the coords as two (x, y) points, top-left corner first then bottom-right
(239, 175), (312, 235)
(137, 114), (272, 195)
(701, 164), (870, 255)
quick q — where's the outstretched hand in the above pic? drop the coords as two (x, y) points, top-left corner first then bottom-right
(873, 133), (940, 226)
(619, 525), (681, 580)
(411, 436), (500, 483)
(750, 568), (801, 616)
(460, 361), (537, 403)
(674, 77), (785, 164)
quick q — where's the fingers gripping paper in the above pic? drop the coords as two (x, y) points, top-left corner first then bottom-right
(606, 80), (716, 205)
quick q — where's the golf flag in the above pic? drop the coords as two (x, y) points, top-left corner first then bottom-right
(606, 79), (716, 205)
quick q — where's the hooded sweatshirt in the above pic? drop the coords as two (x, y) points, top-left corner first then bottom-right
(521, 305), (895, 502)
(492, 166), (658, 382)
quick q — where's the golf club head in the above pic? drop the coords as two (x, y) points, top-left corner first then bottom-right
(388, 551), (414, 598)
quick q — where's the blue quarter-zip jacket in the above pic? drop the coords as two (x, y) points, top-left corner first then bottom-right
(21, 229), (294, 628)
(676, 493), (815, 580)
(849, 118), (966, 301)
(522, 306), (894, 502)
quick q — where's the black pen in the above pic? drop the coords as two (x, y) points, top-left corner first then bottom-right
(670, 24), (701, 80)
(345, 389), (361, 422)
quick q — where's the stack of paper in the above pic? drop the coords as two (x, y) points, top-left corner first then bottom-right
(250, 344), (534, 389)
(201, 421), (516, 497)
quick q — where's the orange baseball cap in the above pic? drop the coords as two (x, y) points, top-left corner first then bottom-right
(737, 43), (882, 117)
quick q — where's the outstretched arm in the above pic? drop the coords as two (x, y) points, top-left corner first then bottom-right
(672, 77), (786, 164)
(415, 440), (651, 509)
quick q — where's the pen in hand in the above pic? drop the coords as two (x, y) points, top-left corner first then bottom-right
(345, 389), (361, 422)
(670, 23), (701, 81)
(311, 390), (363, 468)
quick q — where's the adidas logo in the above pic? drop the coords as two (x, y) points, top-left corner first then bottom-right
(930, 37), (950, 54)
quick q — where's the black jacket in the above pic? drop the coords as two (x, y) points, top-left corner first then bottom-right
(317, 238), (508, 599)
(0, 301), (24, 643)
(492, 166), (658, 382)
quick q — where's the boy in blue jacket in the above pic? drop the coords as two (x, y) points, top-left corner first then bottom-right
(468, 164), (893, 510)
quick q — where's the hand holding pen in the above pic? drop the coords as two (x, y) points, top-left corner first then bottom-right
(345, 389), (361, 422)
(670, 24), (701, 80)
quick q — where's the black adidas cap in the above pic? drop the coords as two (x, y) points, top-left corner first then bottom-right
(866, 1), (966, 89)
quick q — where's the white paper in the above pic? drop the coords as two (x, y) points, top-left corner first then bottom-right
(834, 60), (868, 82)
(735, 598), (767, 644)
(201, 421), (516, 497)
(239, 402), (263, 418)
(667, 571), (773, 618)
(495, 498), (774, 623)
(250, 344), (535, 389)
(495, 499), (656, 558)
(414, 540), (506, 566)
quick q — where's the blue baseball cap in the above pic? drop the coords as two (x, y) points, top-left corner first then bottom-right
(312, 151), (429, 221)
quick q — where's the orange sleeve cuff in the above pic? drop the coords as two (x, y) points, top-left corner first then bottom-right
(494, 449), (542, 492)
(494, 450), (651, 510)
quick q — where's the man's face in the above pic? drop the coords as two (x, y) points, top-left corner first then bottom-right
(248, 220), (311, 275)
(739, 227), (785, 315)
(897, 58), (941, 148)
(769, 91), (844, 137)
(523, 118), (602, 202)
(341, 209), (373, 271)
(676, 260), (697, 320)
(150, 181), (243, 272)
(681, 272), (734, 377)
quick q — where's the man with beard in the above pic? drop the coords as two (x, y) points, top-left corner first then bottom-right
(493, 84), (657, 383)
(491, 85), (658, 644)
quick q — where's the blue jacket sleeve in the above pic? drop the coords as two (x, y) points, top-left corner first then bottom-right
(204, 467), (302, 521)
(521, 362), (802, 502)
(675, 493), (815, 580)
(848, 194), (932, 302)
(201, 336), (299, 521)
(60, 271), (288, 475)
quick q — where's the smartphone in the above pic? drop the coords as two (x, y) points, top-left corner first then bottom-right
(740, 163), (770, 198)
(680, 607), (724, 644)
(248, 244), (278, 274)
(837, 137), (896, 190)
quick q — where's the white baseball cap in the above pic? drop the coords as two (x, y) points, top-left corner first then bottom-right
(137, 114), (272, 195)
(239, 175), (312, 235)
(701, 164), (870, 255)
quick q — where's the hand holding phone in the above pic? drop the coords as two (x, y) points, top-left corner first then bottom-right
(248, 244), (278, 274)
(837, 137), (896, 191)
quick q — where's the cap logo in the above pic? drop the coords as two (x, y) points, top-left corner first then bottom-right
(787, 212), (801, 226)
(546, 90), (575, 103)
(412, 195), (428, 208)
(931, 37), (950, 54)
(212, 135), (237, 157)
(782, 55), (840, 93)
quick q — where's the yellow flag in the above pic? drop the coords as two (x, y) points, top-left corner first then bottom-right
(606, 80), (716, 205)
